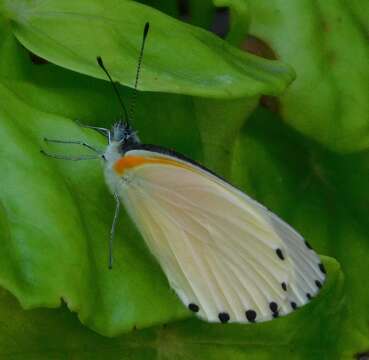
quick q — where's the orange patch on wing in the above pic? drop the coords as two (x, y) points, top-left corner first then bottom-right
(113, 155), (188, 175)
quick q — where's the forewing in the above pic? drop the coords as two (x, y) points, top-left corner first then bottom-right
(119, 150), (326, 323)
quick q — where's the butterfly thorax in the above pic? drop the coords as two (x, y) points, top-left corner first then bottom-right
(103, 120), (140, 167)
(103, 121), (140, 195)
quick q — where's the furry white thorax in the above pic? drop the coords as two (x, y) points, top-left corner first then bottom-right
(103, 141), (123, 196)
(103, 122), (140, 195)
(104, 141), (122, 164)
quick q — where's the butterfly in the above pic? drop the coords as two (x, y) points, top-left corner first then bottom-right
(42, 22), (326, 324)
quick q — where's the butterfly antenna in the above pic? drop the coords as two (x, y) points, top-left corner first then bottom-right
(96, 56), (129, 123)
(128, 22), (150, 123)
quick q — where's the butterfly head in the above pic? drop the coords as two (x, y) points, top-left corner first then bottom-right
(110, 120), (140, 147)
(102, 121), (139, 165)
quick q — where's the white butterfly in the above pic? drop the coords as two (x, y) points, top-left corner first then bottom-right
(42, 22), (326, 324)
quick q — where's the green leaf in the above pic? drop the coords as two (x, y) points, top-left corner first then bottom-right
(246, 0), (369, 153)
(0, 79), (193, 335)
(0, 257), (344, 359)
(1, 0), (294, 98)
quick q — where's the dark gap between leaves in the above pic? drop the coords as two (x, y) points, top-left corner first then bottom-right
(356, 351), (369, 360)
(28, 50), (49, 65)
(243, 35), (280, 113)
(211, 7), (230, 38)
(177, 0), (190, 21)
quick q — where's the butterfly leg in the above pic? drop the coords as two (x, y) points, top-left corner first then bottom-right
(40, 150), (99, 161)
(109, 192), (120, 269)
(43, 138), (103, 154)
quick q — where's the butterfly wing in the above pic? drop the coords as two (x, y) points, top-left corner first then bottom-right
(116, 148), (326, 323)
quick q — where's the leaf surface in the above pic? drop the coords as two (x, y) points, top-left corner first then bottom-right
(247, 0), (369, 153)
(3, 0), (294, 98)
